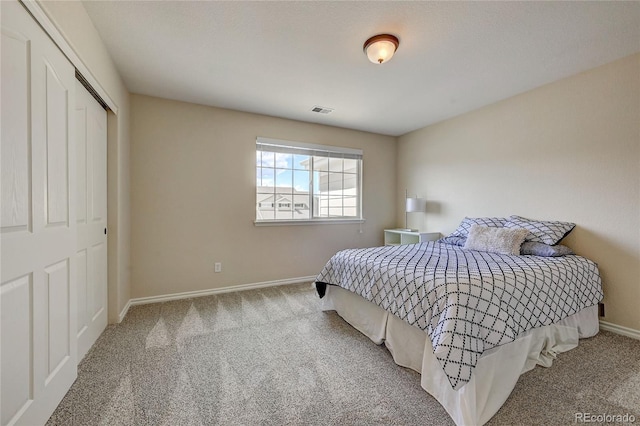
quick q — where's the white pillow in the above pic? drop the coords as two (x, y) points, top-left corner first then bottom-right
(464, 224), (528, 256)
(504, 215), (575, 245)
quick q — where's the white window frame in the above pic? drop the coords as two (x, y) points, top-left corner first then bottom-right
(255, 137), (364, 226)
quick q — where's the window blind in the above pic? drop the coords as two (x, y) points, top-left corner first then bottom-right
(256, 137), (362, 160)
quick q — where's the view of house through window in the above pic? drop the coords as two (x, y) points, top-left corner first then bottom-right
(256, 138), (362, 222)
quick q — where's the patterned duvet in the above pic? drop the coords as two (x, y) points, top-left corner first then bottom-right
(315, 241), (603, 390)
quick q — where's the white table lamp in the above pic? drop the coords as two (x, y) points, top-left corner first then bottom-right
(403, 191), (426, 231)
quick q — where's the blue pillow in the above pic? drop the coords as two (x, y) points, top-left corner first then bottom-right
(520, 241), (574, 257)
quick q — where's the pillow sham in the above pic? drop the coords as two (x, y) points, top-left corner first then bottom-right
(463, 224), (528, 256)
(438, 236), (467, 246)
(448, 217), (508, 238)
(520, 241), (574, 257)
(504, 215), (575, 245)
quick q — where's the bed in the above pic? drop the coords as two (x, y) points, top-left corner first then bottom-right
(314, 217), (603, 426)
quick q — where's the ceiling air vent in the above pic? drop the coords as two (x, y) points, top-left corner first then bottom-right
(311, 105), (334, 114)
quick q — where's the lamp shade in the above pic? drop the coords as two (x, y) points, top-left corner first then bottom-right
(363, 34), (399, 64)
(405, 197), (426, 213)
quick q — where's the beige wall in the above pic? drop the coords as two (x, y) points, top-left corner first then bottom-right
(130, 95), (396, 298)
(398, 53), (640, 331)
(39, 0), (131, 322)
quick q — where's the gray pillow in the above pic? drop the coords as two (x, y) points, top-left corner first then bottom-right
(464, 224), (528, 256)
(448, 217), (508, 238)
(504, 215), (575, 245)
(520, 241), (574, 257)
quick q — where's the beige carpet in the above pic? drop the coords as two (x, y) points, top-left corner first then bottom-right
(48, 283), (640, 425)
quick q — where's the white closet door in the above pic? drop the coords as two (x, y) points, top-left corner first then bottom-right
(75, 81), (108, 362)
(1, 1), (77, 425)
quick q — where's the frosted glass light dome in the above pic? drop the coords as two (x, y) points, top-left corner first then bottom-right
(363, 34), (399, 64)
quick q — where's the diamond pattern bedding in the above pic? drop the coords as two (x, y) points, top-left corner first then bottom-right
(315, 241), (603, 390)
(449, 217), (508, 238)
(504, 215), (575, 245)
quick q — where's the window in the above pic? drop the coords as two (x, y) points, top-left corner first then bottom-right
(256, 137), (363, 223)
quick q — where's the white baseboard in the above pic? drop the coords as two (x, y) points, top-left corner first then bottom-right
(599, 320), (640, 340)
(118, 276), (317, 320)
(117, 299), (132, 323)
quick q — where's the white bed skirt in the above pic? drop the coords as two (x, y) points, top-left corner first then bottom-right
(321, 285), (599, 426)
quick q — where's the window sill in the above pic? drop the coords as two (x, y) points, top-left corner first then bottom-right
(254, 218), (366, 227)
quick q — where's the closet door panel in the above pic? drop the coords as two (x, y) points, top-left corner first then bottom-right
(44, 65), (70, 227)
(1, 29), (30, 232)
(1, 2), (77, 425)
(75, 80), (108, 362)
(0, 275), (32, 426)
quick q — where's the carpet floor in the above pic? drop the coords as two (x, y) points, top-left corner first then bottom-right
(48, 283), (640, 425)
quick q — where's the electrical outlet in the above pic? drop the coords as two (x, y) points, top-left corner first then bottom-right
(214, 262), (222, 273)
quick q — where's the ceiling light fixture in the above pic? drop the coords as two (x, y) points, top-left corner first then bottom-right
(363, 34), (399, 65)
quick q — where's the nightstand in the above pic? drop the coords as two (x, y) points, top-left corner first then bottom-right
(384, 229), (441, 245)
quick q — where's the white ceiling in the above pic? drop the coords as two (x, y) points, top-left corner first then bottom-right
(82, 1), (640, 136)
